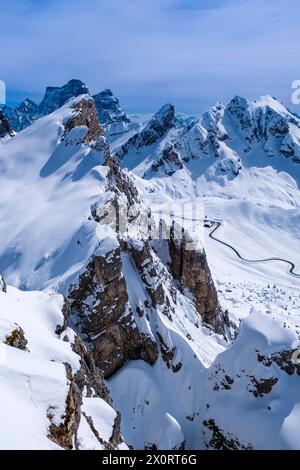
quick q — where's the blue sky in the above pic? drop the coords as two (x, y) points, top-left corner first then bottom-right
(0, 0), (299, 114)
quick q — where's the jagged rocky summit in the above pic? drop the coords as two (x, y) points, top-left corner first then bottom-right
(3, 80), (132, 138)
(93, 88), (132, 137)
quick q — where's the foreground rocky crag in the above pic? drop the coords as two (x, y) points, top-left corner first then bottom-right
(68, 149), (224, 378)
(0, 280), (127, 450)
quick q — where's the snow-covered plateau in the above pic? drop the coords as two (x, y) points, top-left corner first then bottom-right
(0, 80), (300, 449)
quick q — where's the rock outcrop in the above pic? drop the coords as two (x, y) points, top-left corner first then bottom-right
(93, 89), (131, 137)
(116, 103), (176, 161)
(62, 97), (105, 144)
(0, 109), (13, 138)
(68, 155), (224, 379)
(4, 326), (28, 351)
(168, 232), (223, 334)
(68, 243), (159, 378)
(49, 299), (126, 449)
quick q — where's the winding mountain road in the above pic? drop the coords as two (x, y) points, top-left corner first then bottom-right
(208, 221), (300, 278)
(152, 209), (300, 278)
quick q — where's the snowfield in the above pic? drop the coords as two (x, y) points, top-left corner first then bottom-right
(0, 286), (127, 450)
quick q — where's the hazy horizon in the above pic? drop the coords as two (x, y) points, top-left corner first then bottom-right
(1, 0), (300, 114)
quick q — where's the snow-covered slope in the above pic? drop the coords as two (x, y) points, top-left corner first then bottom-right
(202, 310), (300, 450)
(1, 85), (300, 450)
(0, 92), (227, 450)
(0, 281), (127, 450)
(0, 94), (111, 291)
(115, 95), (300, 185)
(109, 94), (300, 449)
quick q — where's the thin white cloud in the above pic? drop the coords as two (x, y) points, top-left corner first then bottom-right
(0, 0), (299, 112)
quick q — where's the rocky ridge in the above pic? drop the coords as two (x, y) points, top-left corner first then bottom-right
(0, 108), (14, 139)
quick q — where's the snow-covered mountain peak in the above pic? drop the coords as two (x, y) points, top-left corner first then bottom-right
(2, 79), (90, 133)
(16, 98), (38, 115)
(114, 103), (177, 170)
(93, 88), (130, 124)
(252, 94), (293, 114)
(224, 93), (300, 162)
(226, 93), (299, 129)
(149, 103), (176, 132)
(155, 102), (175, 120)
(93, 88), (132, 138)
(39, 79), (89, 117)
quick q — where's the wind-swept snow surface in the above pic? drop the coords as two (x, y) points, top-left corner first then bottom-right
(0, 285), (127, 450)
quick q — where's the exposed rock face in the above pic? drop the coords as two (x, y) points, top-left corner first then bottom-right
(168, 230), (223, 333)
(130, 241), (165, 307)
(68, 245), (158, 378)
(250, 376), (278, 397)
(203, 419), (252, 450)
(257, 349), (300, 376)
(151, 142), (184, 175)
(0, 109), (13, 138)
(147, 103), (241, 179)
(226, 95), (300, 161)
(39, 79), (89, 117)
(4, 326), (28, 351)
(116, 103), (176, 160)
(93, 89), (131, 137)
(68, 156), (223, 379)
(62, 97), (105, 143)
(0, 274), (6, 292)
(49, 303), (125, 450)
(48, 365), (82, 450)
(105, 154), (140, 206)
